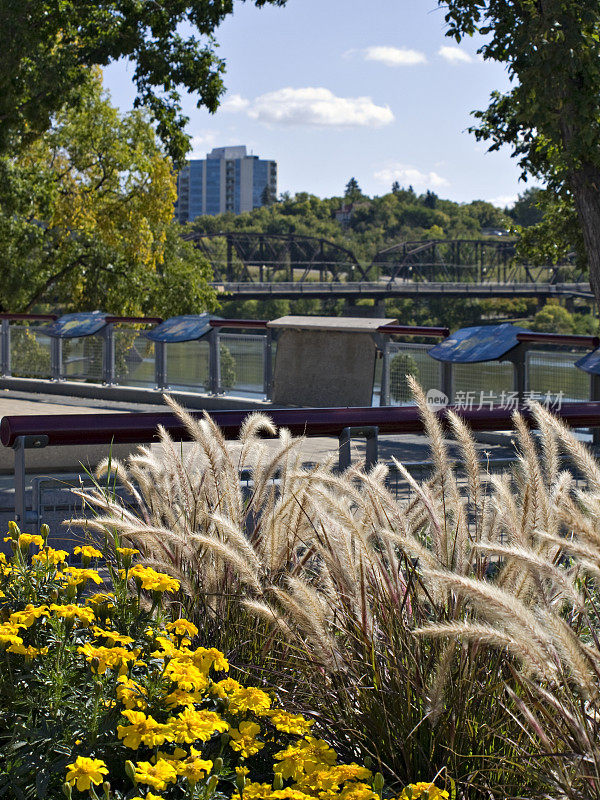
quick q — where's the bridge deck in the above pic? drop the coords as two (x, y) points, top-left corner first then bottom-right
(214, 280), (593, 300)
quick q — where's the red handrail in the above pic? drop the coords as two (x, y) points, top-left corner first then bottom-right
(209, 319), (269, 329)
(0, 313), (58, 321)
(104, 316), (163, 325)
(378, 324), (450, 338)
(2, 402), (600, 449)
(516, 332), (600, 348)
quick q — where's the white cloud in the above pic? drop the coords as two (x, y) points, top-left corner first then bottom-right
(374, 164), (449, 190)
(220, 93), (250, 113)
(226, 87), (394, 127)
(189, 132), (217, 157)
(438, 45), (473, 64)
(489, 194), (519, 208)
(363, 46), (427, 67)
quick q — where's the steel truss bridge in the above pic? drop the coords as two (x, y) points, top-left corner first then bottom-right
(184, 232), (590, 300)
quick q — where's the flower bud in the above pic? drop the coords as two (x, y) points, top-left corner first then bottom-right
(213, 757), (223, 773)
(207, 774), (219, 795)
(273, 773), (284, 791)
(373, 772), (384, 797)
(62, 783), (72, 799)
(40, 523), (49, 544)
(125, 760), (136, 782)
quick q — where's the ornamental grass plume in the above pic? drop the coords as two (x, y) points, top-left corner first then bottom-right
(76, 384), (600, 798)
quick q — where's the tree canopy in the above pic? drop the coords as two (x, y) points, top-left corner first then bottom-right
(439, 0), (600, 304)
(0, 0), (287, 163)
(0, 72), (216, 316)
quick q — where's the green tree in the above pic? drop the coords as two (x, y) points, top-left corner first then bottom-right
(439, 0), (600, 304)
(529, 303), (575, 334)
(0, 0), (287, 163)
(508, 187), (544, 228)
(0, 72), (216, 316)
(344, 177), (363, 203)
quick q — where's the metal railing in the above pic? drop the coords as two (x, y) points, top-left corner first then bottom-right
(4, 401), (600, 530)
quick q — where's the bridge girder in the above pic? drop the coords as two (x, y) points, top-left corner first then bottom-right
(183, 231), (367, 282)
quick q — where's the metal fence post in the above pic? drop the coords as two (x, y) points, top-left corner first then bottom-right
(1, 319), (10, 376)
(50, 336), (62, 380)
(263, 329), (273, 400)
(510, 344), (528, 403)
(102, 323), (115, 385)
(591, 374), (600, 444)
(209, 328), (221, 395)
(13, 434), (49, 528)
(441, 361), (453, 403)
(338, 426), (379, 471)
(155, 341), (167, 389)
(380, 342), (390, 407)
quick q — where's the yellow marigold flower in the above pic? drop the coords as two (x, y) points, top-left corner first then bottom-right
(134, 759), (178, 791)
(116, 675), (148, 710)
(78, 642), (137, 675)
(188, 646), (229, 674)
(64, 566), (103, 586)
(164, 688), (205, 709)
(176, 756), (213, 786)
(211, 677), (242, 698)
(268, 709), (313, 736)
(32, 547), (69, 566)
(117, 710), (171, 749)
(336, 783), (378, 800)
(0, 623), (24, 648)
(74, 545), (103, 559)
(232, 784), (313, 800)
(165, 659), (208, 693)
(50, 604), (95, 625)
(228, 686), (271, 716)
(117, 546), (140, 557)
(295, 765), (372, 794)
(400, 783), (449, 800)
(7, 642), (48, 659)
(166, 618), (198, 638)
(10, 604), (49, 628)
(229, 721), (264, 758)
(93, 626), (134, 646)
(65, 756), (109, 791)
(17, 533), (44, 550)
(275, 738), (337, 781)
(129, 564), (180, 593)
(150, 636), (180, 660)
(166, 707), (229, 744)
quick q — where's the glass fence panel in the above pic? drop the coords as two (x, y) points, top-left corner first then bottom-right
(61, 336), (104, 382)
(9, 325), (53, 378)
(165, 339), (210, 391)
(527, 348), (590, 402)
(113, 328), (155, 387)
(387, 343), (442, 405)
(219, 333), (266, 396)
(452, 360), (514, 404)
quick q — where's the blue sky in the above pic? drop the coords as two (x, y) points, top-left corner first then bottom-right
(103, 0), (529, 207)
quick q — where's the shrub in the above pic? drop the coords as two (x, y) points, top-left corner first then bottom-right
(0, 522), (446, 800)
